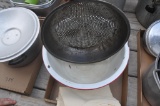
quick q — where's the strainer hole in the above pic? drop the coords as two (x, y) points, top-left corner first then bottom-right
(48, 65), (50, 68)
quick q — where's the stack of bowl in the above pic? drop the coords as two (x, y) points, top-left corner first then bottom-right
(41, 0), (130, 89)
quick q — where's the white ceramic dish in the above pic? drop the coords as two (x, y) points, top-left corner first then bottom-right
(42, 43), (129, 89)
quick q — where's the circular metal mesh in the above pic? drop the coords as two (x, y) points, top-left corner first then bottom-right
(50, 1), (119, 48)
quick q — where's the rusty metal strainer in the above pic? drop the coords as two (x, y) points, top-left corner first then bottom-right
(42, 0), (130, 63)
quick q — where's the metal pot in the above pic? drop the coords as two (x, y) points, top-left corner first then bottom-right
(0, 7), (41, 67)
(143, 20), (160, 57)
(142, 54), (160, 106)
(136, 0), (160, 28)
(10, 0), (62, 17)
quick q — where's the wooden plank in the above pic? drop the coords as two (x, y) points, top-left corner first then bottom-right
(123, 0), (138, 13)
(127, 77), (137, 106)
(128, 30), (139, 51)
(0, 88), (45, 99)
(30, 88), (45, 99)
(128, 51), (137, 77)
(34, 64), (50, 90)
(124, 12), (145, 30)
(129, 21), (145, 31)
(124, 12), (145, 31)
(0, 89), (54, 106)
(125, 12), (138, 22)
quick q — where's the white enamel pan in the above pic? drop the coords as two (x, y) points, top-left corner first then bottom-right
(42, 43), (129, 89)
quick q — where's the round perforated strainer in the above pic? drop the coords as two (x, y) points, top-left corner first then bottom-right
(42, 0), (130, 63)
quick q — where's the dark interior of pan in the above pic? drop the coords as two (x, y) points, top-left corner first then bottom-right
(41, 0), (130, 63)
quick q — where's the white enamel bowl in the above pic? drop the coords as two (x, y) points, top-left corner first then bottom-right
(42, 43), (129, 89)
